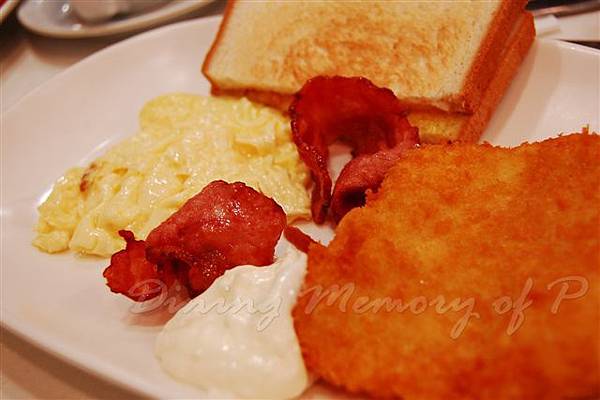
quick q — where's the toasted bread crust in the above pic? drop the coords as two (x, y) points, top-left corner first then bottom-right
(409, 12), (535, 144)
(210, 86), (293, 111)
(201, 0), (236, 90)
(460, 11), (535, 142)
(203, 1), (528, 113)
(459, 0), (528, 113)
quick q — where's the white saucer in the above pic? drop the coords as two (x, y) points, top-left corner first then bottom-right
(17, 0), (214, 38)
(0, 0), (21, 24)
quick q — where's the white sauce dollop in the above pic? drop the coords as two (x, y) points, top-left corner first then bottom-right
(155, 247), (309, 399)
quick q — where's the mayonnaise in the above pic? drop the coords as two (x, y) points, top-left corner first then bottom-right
(155, 246), (309, 399)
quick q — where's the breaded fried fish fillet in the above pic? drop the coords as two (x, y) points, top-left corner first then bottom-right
(293, 133), (600, 399)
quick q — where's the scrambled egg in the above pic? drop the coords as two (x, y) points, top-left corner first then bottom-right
(34, 94), (310, 257)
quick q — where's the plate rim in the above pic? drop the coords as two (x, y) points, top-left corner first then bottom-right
(17, 0), (215, 38)
(543, 37), (600, 55)
(0, 312), (158, 398)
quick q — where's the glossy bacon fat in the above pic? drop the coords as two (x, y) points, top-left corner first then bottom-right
(103, 181), (286, 301)
(284, 225), (318, 254)
(330, 130), (418, 222)
(290, 76), (419, 223)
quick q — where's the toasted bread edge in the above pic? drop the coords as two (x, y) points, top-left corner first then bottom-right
(201, 0), (237, 89)
(458, 0), (529, 113)
(460, 11), (535, 143)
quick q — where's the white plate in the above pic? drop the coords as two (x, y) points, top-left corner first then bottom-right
(17, 0), (213, 38)
(0, 0), (20, 23)
(1, 15), (599, 399)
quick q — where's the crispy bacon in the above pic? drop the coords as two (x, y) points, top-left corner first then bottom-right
(103, 181), (286, 301)
(290, 76), (419, 223)
(145, 180), (286, 295)
(102, 230), (173, 302)
(331, 123), (419, 222)
(284, 225), (318, 254)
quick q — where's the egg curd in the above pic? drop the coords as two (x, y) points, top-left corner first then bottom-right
(33, 94), (310, 257)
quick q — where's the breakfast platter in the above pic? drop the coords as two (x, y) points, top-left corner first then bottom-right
(1, 5), (599, 399)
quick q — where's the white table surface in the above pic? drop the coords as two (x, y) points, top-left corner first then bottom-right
(1, 4), (598, 399)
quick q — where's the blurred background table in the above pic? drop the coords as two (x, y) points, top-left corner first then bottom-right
(0, 1), (598, 399)
(1, 0), (226, 113)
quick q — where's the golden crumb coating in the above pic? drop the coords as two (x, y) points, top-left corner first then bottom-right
(293, 133), (600, 399)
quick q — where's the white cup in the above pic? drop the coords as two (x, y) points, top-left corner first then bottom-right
(69, 0), (170, 23)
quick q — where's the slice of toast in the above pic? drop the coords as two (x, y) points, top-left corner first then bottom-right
(203, 0), (527, 113)
(409, 12), (535, 143)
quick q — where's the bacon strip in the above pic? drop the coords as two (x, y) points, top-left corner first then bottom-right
(103, 181), (286, 301)
(103, 230), (171, 302)
(284, 225), (318, 254)
(290, 76), (419, 223)
(145, 180), (286, 295)
(331, 123), (419, 222)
